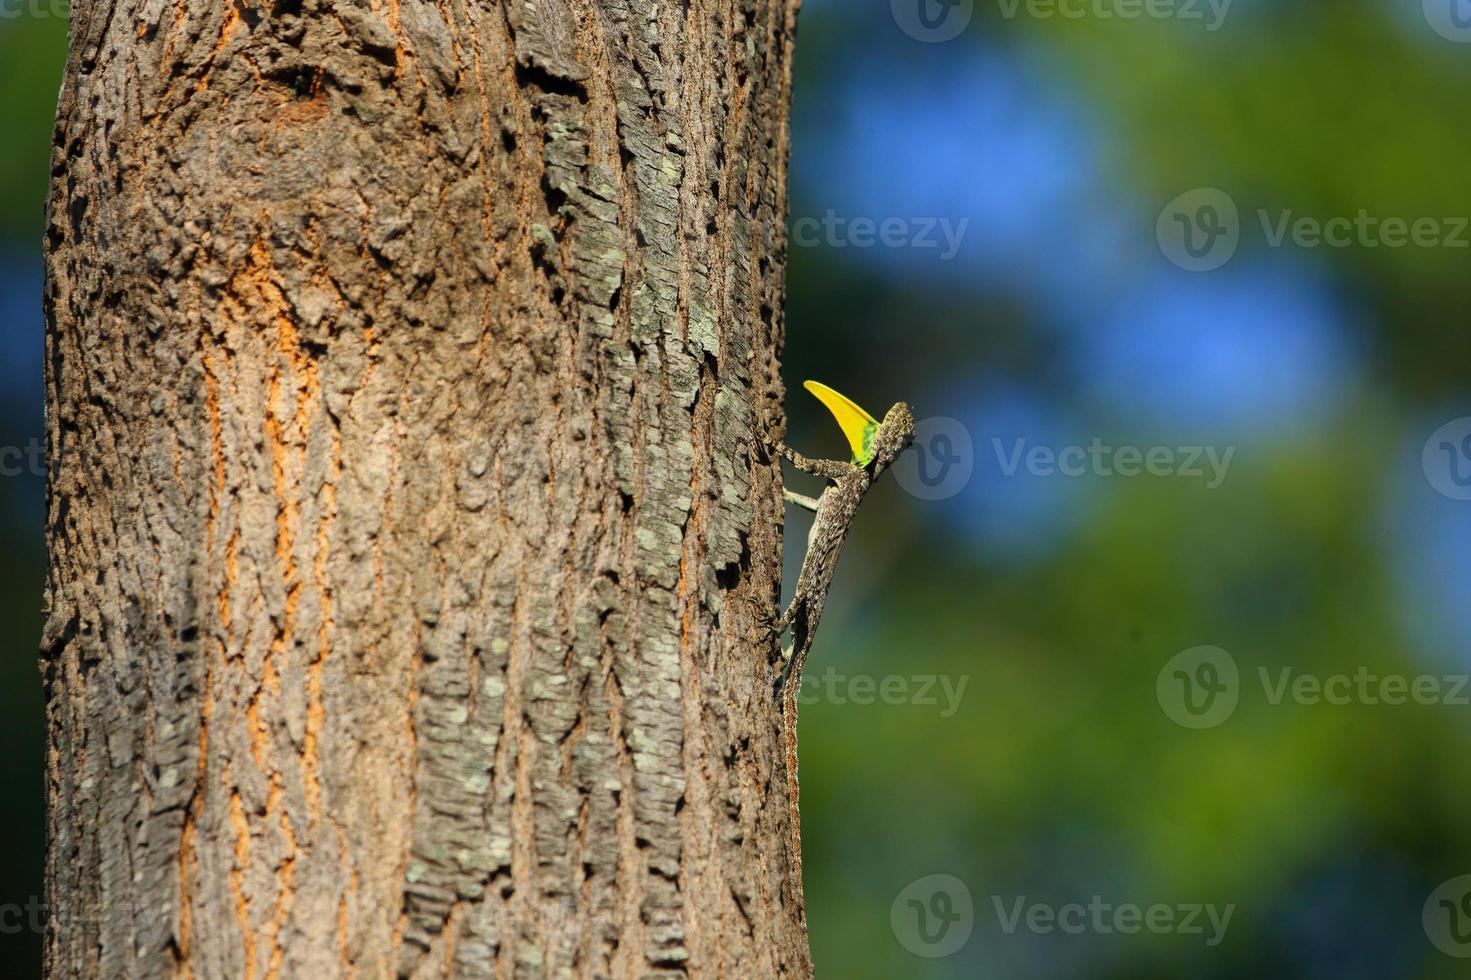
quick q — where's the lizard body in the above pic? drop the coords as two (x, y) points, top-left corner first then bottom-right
(771, 397), (914, 894)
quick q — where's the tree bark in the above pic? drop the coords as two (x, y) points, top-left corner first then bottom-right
(42, 0), (808, 975)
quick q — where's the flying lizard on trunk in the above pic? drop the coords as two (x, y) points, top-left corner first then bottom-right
(770, 381), (915, 879)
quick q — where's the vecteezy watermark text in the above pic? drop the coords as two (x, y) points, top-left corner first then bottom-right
(892, 423), (1233, 502)
(1258, 211), (1469, 251)
(796, 668), (968, 717)
(1159, 188), (1469, 271)
(0, 896), (110, 933)
(0, 438), (46, 477)
(1158, 646), (1471, 729)
(993, 895), (1234, 946)
(994, 0), (1231, 30)
(789, 212), (969, 260)
(993, 437), (1235, 489)
(0, 0), (71, 17)
(890, 875), (1234, 958)
(890, 0), (1230, 42)
(0, 897), (46, 934)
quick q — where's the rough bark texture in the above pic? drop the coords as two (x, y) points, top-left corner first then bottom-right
(41, 0), (807, 975)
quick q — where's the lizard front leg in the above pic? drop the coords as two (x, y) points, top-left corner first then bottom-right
(775, 442), (853, 481)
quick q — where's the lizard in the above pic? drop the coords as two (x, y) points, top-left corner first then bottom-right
(769, 380), (915, 892)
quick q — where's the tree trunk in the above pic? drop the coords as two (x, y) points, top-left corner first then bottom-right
(42, 0), (808, 975)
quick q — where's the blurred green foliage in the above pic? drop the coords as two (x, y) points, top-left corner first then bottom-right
(0, 11), (65, 980)
(0, 15), (66, 239)
(785, 2), (1471, 977)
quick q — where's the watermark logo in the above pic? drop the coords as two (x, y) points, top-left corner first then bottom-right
(1424, 0), (1471, 43)
(1423, 418), (1471, 500)
(892, 874), (974, 957)
(1160, 189), (1469, 270)
(1157, 646), (1239, 729)
(894, 416), (974, 501)
(891, 0), (975, 42)
(1425, 876), (1471, 957)
(1157, 188), (1240, 272)
(893, 425), (1234, 500)
(1159, 647), (1471, 728)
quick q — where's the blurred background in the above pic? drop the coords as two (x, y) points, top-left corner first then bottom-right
(5, 0), (1471, 976)
(0, 0), (58, 975)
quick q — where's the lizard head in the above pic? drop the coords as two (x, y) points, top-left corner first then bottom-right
(866, 402), (915, 473)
